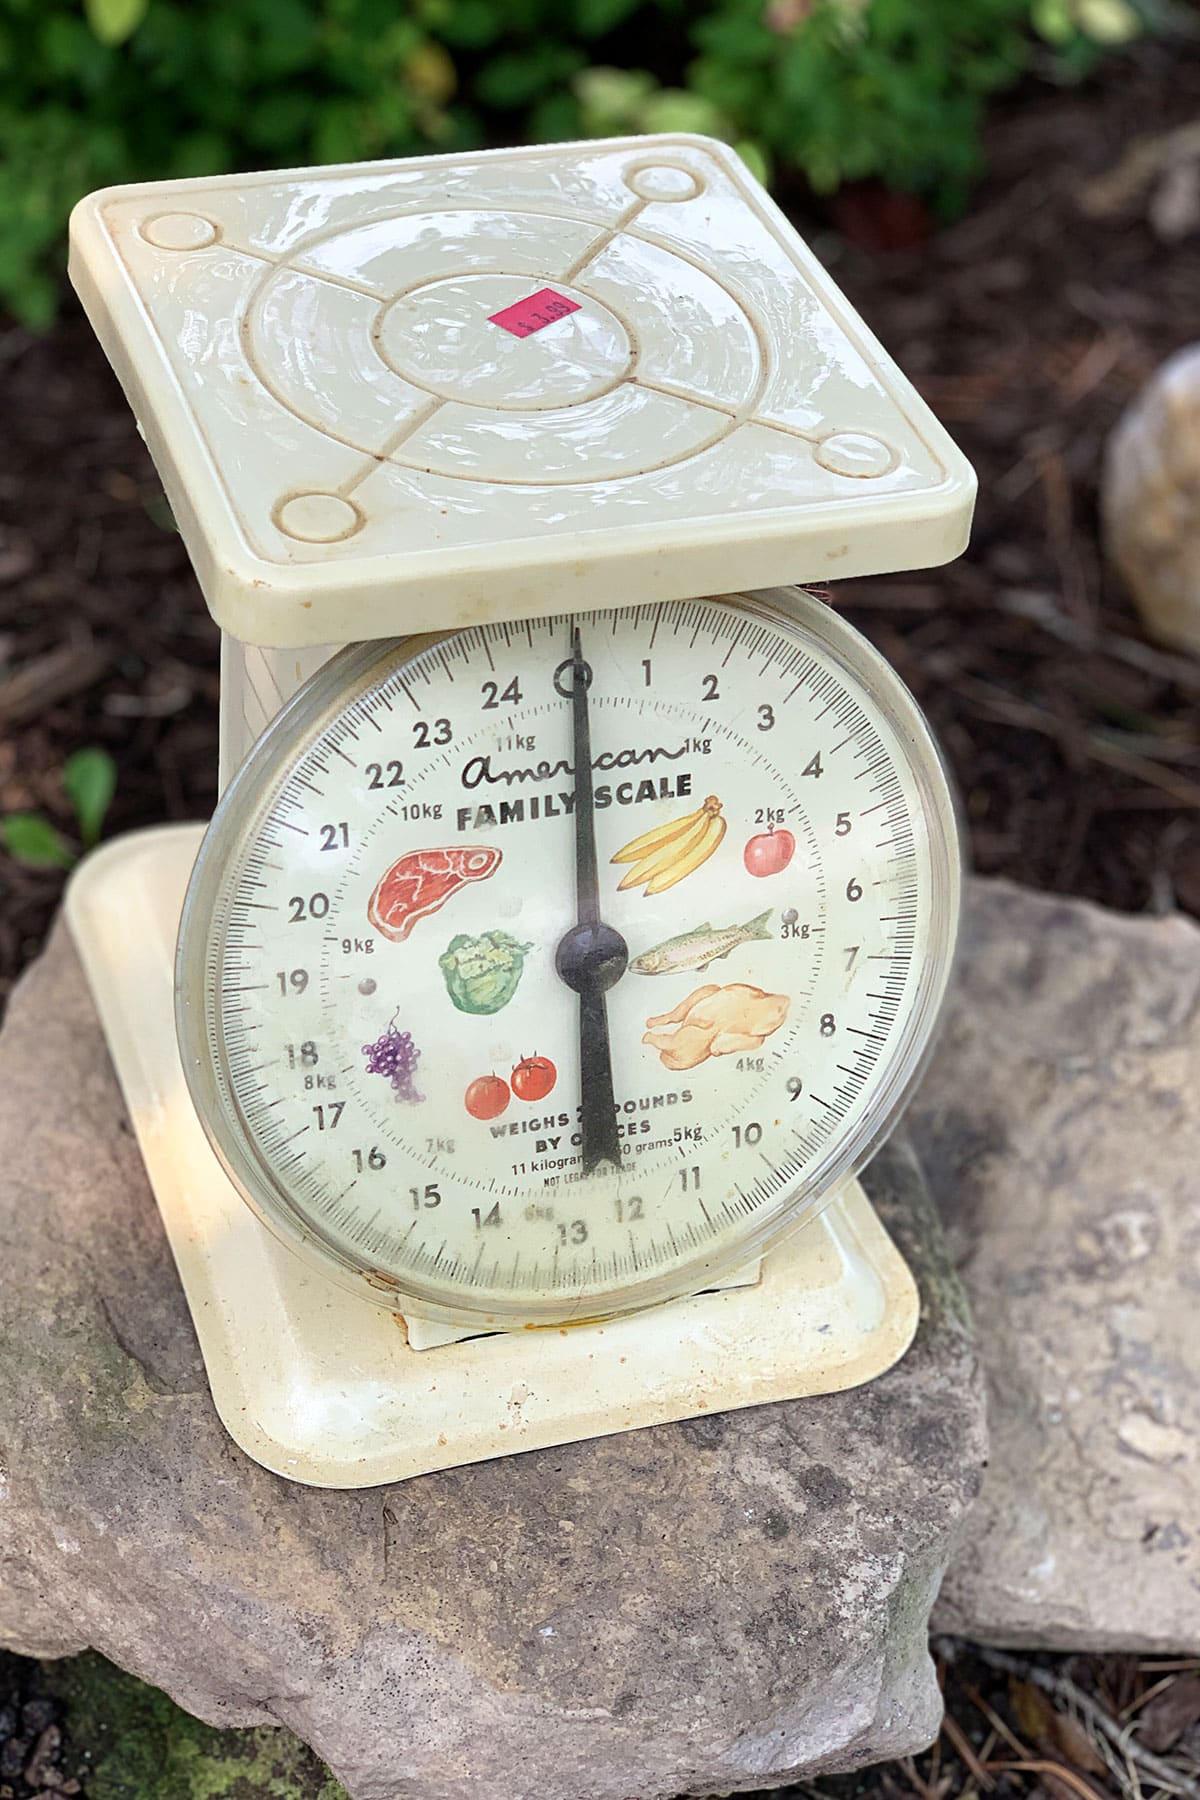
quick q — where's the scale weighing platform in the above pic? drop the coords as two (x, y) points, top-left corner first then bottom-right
(66, 134), (974, 1488)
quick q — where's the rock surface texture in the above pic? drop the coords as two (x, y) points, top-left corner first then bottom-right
(0, 916), (984, 1800)
(914, 880), (1200, 1652)
(1102, 341), (1200, 655)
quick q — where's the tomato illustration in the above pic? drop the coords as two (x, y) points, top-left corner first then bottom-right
(465, 1074), (510, 1120)
(511, 1054), (556, 1103)
(743, 825), (796, 878)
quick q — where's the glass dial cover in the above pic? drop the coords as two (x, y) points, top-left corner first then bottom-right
(176, 588), (960, 1329)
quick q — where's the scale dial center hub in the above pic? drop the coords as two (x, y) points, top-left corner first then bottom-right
(555, 921), (630, 994)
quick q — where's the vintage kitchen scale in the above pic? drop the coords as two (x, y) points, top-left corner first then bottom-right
(65, 134), (975, 1487)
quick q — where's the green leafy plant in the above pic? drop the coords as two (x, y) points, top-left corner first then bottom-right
(0, 813), (75, 870)
(1, 747), (118, 870)
(688, 0), (1145, 212)
(84, 0), (148, 46)
(0, 0), (1149, 324)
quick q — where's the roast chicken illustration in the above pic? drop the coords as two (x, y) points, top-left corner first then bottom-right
(641, 982), (790, 1072)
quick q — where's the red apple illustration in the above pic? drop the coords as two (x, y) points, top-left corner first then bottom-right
(743, 825), (795, 878)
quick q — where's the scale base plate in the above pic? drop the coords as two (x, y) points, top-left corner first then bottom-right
(66, 824), (919, 1490)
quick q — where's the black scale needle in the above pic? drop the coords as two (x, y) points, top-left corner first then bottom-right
(552, 628), (629, 1174)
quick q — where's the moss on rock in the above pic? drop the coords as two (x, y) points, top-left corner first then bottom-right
(39, 1653), (348, 1800)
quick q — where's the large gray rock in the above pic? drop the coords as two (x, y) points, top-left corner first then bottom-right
(914, 880), (1200, 1652)
(0, 916), (983, 1800)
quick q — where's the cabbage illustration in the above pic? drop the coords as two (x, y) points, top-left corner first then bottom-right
(438, 930), (533, 1015)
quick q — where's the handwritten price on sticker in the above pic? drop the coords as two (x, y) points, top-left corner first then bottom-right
(488, 288), (582, 338)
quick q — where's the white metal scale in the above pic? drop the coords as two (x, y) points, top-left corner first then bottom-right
(66, 134), (975, 1487)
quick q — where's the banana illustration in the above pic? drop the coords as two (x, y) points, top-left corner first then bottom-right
(646, 811), (726, 894)
(616, 806), (713, 892)
(612, 795), (725, 896)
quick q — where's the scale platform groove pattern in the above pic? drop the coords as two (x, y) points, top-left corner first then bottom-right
(69, 137), (975, 640)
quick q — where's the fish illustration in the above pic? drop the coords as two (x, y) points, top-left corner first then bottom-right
(368, 846), (501, 943)
(629, 910), (773, 977)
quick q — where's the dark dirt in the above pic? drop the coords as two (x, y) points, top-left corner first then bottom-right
(4, 1638), (1200, 1800)
(0, 1675), (78, 1799)
(2, 30), (1200, 1800)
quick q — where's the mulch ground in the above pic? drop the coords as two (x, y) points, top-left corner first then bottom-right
(4, 42), (1200, 1011)
(829, 34), (1200, 924)
(3, 1638), (1200, 1800)
(1, 30), (1199, 1800)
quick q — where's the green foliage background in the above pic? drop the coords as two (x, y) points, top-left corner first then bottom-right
(0, 0), (1143, 323)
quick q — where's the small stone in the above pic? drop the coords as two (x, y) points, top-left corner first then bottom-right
(1116, 1413), (1193, 1465)
(20, 1702), (55, 1736)
(0, 915), (985, 1800)
(0, 1741), (26, 1783)
(1137, 1672), (1200, 1752)
(912, 878), (1200, 1651)
(23, 1723), (62, 1790)
(1102, 343), (1200, 654)
(1150, 156), (1200, 242)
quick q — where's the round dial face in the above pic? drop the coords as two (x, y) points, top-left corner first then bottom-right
(178, 589), (959, 1328)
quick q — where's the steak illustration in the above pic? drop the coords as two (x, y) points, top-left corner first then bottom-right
(367, 846), (502, 943)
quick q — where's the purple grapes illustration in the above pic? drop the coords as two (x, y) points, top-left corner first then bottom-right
(362, 1020), (423, 1104)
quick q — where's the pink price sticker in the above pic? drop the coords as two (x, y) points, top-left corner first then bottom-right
(488, 288), (582, 339)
